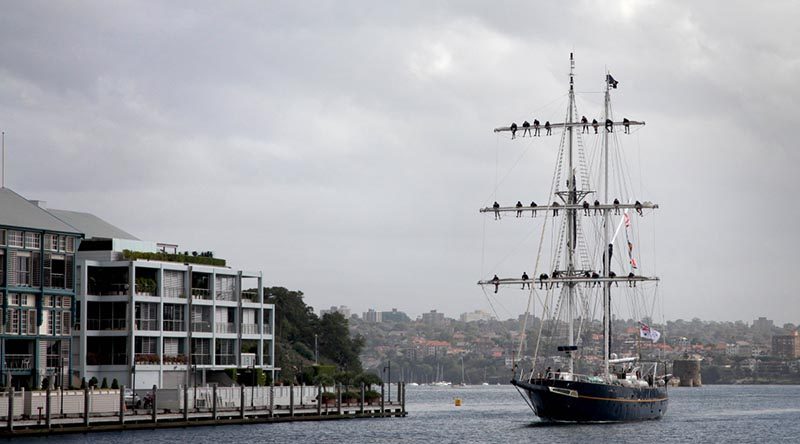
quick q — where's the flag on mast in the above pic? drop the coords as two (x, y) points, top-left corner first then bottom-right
(639, 322), (661, 342)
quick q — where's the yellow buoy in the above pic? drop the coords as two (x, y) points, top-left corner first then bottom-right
(454, 398), (462, 407)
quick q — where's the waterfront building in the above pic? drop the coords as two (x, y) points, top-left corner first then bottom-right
(772, 331), (800, 359)
(362, 308), (382, 323)
(0, 189), (82, 389)
(59, 210), (276, 390)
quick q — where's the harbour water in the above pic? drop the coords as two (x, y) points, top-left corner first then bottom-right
(10, 384), (800, 443)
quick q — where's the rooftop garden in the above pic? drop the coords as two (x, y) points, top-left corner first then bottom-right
(122, 249), (226, 267)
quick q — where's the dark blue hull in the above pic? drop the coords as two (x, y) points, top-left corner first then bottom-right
(512, 378), (668, 422)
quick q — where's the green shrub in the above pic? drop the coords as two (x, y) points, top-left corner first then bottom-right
(111, 378), (119, 390)
(364, 390), (381, 401)
(101, 377), (108, 389)
(123, 250), (226, 267)
(320, 391), (336, 403)
(89, 377), (98, 388)
(341, 391), (359, 402)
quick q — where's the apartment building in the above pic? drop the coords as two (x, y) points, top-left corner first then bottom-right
(0, 187), (276, 390)
(0, 188), (82, 389)
(55, 209), (276, 390)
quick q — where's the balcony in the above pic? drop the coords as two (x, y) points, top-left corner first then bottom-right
(191, 288), (211, 300)
(86, 318), (127, 331)
(163, 320), (185, 332)
(241, 290), (258, 303)
(216, 291), (237, 302)
(135, 319), (159, 331)
(88, 283), (129, 296)
(46, 354), (65, 369)
(49, 273), (67, 289)
(134, 353), (160, 365)
(5, 354), (33, 370)
(191, 354), (211, 365)
(215, 322), (236, 334)
(215, 354), (236, 366)
(163, 287), (186, 299)
(163, 354), (187, 365)
(241, 324), (260, 335)
(192, 321), (212, 332)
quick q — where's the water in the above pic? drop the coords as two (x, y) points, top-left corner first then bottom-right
(9, 385), (800, 443)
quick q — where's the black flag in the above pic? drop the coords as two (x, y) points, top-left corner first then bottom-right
(606, 74), (619, 89)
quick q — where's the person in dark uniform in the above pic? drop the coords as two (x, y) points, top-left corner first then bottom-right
(533, 119), (540, 136)
(591, 271), (600, 287)
(516, 201), (523, 218)
(623, 118), (630, 134)
(581, 116), (588, 133)
(609, 270), (618, 286)
(491, 274), (500, 293)
(582, 200), (590, 216)
(594, 199), (601, 215)
(613, 198), (620, 215)
(522, 120), (531, 137)
(628, 272), (636, 287)
(552, 201), (560, 216)
(521, 272), (530, 289)
(510, 122), (518, 139)
(493, 201), (501, 220)
(530, 201), (537, 217)
(539, 273), (548, 289)
(634, 200), (643, 216)
(545, 121), (552, 136)
(592, 119), (599, 134)
(605, 118), (613, 132)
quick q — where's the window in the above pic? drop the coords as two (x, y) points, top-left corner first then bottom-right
(8, 231), (23, 247)
(164, 338), (180, 355)
(58, 236), (66, 252)
(43, 296), (52, 307)
(62, 311), (71, 335)
(136, 337), (158, 354)
(0, 229), (5, 245)
(66, 237), (75, 253)
(46, 234), (58, 251)
(19, 309), (28, 335)
(25, 232), (41, 249)
(27, 310), (36, 335)
(47, 310), (54, 335)
(54, 311), (62, 336)
(10, 309), (19, 334)
(15, 254), (31, 286)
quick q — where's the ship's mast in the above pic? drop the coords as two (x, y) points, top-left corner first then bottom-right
(602, 72), (611, 379)
(566, 54), (576, 374)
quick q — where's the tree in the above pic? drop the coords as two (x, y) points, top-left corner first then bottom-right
(318, 312), (364, 372)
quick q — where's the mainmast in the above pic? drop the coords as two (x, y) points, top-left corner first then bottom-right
(602, 72), (611, 378)
(566, 54), (576, 374)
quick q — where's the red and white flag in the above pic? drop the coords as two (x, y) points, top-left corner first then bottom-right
(639, 322), (661, 343)
(624, 213), (631, 228)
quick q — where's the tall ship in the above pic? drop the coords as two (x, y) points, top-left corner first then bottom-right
(478, 54), (669, 422)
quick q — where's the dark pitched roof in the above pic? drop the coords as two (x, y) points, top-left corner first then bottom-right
(0, 187), (81, 234)
(47, 209), (139, 240)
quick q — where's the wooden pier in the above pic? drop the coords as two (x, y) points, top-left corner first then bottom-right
(0, 382), (407, 437)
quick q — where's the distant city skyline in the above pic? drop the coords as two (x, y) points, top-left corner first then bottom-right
(1, 2), (798, 324)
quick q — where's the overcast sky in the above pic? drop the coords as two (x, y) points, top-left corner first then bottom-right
(1, 1), (798, 324)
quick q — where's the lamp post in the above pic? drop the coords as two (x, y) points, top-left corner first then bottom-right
(383, 360), (391, 403)
(314, 334), (318, 365)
